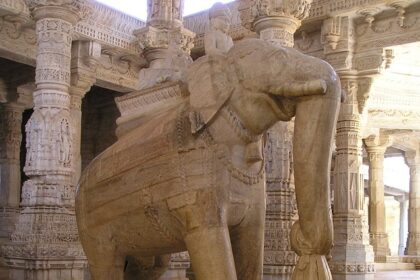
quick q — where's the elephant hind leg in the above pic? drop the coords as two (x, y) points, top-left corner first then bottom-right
(84, 242), (125, 280)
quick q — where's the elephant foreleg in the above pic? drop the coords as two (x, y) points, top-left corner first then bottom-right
(185, 226), (237, 280)
(291, 79), (341, 280)
(230, 203), (265, 280)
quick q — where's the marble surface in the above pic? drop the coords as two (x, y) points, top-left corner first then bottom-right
(375, 271), (420, 279)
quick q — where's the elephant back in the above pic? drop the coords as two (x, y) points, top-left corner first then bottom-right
(76, 106), (186, 229)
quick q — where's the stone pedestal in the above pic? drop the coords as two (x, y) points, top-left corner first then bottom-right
(405, 151), (420, 256)
(329, 79), (375, 280)
(364, 135), (392, 262)
(1, 1), (88, 279)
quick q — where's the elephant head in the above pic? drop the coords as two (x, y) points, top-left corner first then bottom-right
(187, 39), (341, 279)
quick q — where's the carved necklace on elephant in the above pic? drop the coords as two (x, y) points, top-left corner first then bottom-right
(221, 106), (264, 164)
(176, 108), (265, 185)
(208, 108), (265, 185)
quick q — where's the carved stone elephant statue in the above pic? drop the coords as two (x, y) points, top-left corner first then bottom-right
(76, 38), (341, 280)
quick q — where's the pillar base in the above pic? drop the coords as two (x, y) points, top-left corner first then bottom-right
(401, 255), (420, 270)
(263, 265), (294, 280)
(370, 232), (391, 262)
(330, 214), (375, 280)
(407, 233), (420, 256)
(0, 207), (19, 243)
(1, 206), (88, 280)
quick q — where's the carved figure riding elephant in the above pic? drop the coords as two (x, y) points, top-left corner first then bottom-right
(76, 38), (341, 280)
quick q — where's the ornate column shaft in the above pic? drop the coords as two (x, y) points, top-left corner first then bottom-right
(1, 1), (89, 279)
(364, 135), (392, 262)
(329, 78), (375, 279)
(405, 151), (420, 256)
(0, 83), (33, 245)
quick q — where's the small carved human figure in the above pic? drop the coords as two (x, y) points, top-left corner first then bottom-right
(59, 119), (71, 167)
(204, 2), (234, 56)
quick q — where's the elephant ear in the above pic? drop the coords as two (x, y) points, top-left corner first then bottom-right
(187, 55), (235, 134)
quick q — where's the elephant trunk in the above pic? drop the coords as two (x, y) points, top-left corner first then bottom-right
(267, 79), (327, 98)
(291, 72), (341, 280)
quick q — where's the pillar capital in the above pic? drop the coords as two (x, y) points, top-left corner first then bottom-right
(238, 0), (313, 47)
(364, 134), (393, 157)
(405, 150), (420, 168)
(25, 0), (89, 24)
(70, 40), (100, 109)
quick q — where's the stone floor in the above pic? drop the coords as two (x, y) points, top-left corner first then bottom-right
(375, 271), (420, 279)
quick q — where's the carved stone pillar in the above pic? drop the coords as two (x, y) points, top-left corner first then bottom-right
(0, 103), (25, 242)
(329, 78), (375, 280)
(364, 135), (392, 262)
(1, 1), (89, 279)
(405, 151), (420, 256)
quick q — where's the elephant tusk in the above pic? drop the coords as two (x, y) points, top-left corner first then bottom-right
(268, 79), (328, 98)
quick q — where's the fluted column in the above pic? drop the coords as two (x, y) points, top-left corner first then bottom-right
(364, 135), (392, 262)
(329, 78), (375, 280)
(405, 151), (420, 256)
(1, 1), (89, 279)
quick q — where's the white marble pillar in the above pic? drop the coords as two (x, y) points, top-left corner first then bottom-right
(329, 78), (375, 280)
(405, 151), (420, 256)
(2, 1), (88, 279)
(397, 196), (408, 256)
(364, 135), (392, 262)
